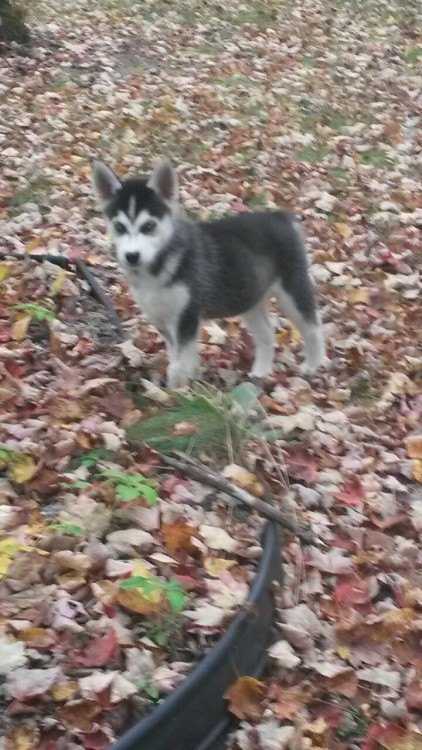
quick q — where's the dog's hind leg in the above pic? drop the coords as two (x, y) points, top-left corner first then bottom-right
(274, 281), (325, 375)
(242, 298), (275, 378)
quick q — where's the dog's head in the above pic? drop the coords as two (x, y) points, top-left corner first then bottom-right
(92, 158), (178, 271)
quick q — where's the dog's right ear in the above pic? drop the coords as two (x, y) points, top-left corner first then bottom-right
(92, 160), (122, 207)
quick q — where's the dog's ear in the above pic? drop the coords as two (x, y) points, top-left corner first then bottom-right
(147, 158), (178, 203)
(92, 160), (122, 206)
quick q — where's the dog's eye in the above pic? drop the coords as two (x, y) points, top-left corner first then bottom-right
(140, 220), (156, 234)
(113, 221), (127, 235)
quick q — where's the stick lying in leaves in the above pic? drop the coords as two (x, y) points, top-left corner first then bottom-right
(161, 454), (314, 545)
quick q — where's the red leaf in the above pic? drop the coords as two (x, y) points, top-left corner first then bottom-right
(362, 722), (404, 750)
(335, 575), (372, 606)
(82, 729), (111, 750)
(334, 478), (365, 506)
(283, 446), (318, 484)
(405, 680), (422, 710)
(72, 630), (119, 667)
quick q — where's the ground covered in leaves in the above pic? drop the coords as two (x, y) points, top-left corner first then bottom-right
(0, 0), (421, 748)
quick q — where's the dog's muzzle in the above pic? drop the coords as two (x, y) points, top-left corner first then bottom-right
(125, 251), (140, 266)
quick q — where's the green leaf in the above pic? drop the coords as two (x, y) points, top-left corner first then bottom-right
(137, 484), (158, 506)
(47, 522), (84, 535)
(116, 484), (142, 502)
(166, 587), (186, 612)
(145, 684), (160, 700)
(154, 630), (169, 647)
(62, 481), (92, 489)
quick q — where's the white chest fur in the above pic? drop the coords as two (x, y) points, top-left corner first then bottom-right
(128, 273), (189, 336)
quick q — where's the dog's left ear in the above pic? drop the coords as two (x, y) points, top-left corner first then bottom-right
(147, 158), (178, 203)
(92, 160), (122, 206)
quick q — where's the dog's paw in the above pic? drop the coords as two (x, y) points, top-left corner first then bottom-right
(299, 356), (329, 377)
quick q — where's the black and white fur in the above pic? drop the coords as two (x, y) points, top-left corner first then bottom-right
(92, 158), (326, 388)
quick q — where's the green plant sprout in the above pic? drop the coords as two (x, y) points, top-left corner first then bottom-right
(120, 575), (187, 613)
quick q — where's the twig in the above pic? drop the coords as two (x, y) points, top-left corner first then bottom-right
(161, 454), (314, 545)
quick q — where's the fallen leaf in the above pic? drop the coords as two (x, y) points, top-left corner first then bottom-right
(334, 478), (365, 506)
(348, 288), (371, 305)
(12, 315), (31, 341)
(50, 681), (79, 702)
(184, 603), (226, 627)
(222, 464), (263, 496)
(5, 725), (37, 750)
(204, 557), (236, 577)
(6, 667), (61, 701)
(224, 676), (266, 721)
(58, 700), (101, 732)
(10, 454), (37, 484)
(199, 525), (239, 552)
(72, 630), (119, 667)
(0, 638), (28, 676)
(267, 640), (301, 668)
(161, 522), (199, 555)
(117, 588), (166, 616)
(268, 685), (307, 720)
(406, 435), (422, 459)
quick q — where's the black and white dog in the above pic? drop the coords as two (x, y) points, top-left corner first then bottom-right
(93, 158), (326, 388)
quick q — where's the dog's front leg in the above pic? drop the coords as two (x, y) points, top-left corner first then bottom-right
(165, 308), (200, 389)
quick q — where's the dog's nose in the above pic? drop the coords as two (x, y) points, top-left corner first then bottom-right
(125, 251), (140, 266)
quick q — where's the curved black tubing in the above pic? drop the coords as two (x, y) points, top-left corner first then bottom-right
(110, 521), (282, 750)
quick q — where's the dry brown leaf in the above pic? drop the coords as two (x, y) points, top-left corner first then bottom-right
(268, 686), (308, 720)
(406, 436), (422, 459)
(204, 557), (236, 577)
(224, 676), (266, 721)
(57, 699), (101, 732)
(161, 522), (199, 555)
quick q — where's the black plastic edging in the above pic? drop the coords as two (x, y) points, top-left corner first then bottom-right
(110, 521), (282, 750)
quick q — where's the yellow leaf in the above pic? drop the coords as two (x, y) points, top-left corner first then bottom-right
(5, 725), (37, 750)
(336, 645), (350, 659)
(406, 436), (422, 460)
(347, 288), (370, 305)
(132, 559), (153, 578)
(51, 269), (68, 296)
(11, 454), (37, 483)
(0, 264), (9, 281)
(334, 222), (353, 238)
(12, 314), (31, 341)
(51, 680), (79, 702)
(307, 717), (328, 735)
(0, 553), (13, 578)
(25, 236), (44, 253)
(224, 676), (266, 721)
(204, 557), (236, 577)
(18, 627), (48, 642)
(117, 588), (166, 615)
(0, 539), (22, 556)
(413, 460), (422, 483)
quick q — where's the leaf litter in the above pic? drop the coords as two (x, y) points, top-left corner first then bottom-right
(0, 0), (421, 747)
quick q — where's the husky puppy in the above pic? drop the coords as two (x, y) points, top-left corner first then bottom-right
(92, 158), (325, 388)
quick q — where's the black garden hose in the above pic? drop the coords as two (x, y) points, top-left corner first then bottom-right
(0, 251), (125, 340)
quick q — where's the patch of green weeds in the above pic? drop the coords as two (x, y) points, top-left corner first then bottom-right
(9, 178), (53, 213)
(404, 46), (422, 64)
(13, 301), (56, 323)
(335, 697), (369, 742)
(295, 145), (328, 163)
(128, 383), (287, 460)
(99, 469), (158, 504)
(360, 150), (394, 168)
(349, 371), (380, 404)
(68, 448), (120, 471)
(143, 614), (183, 648)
